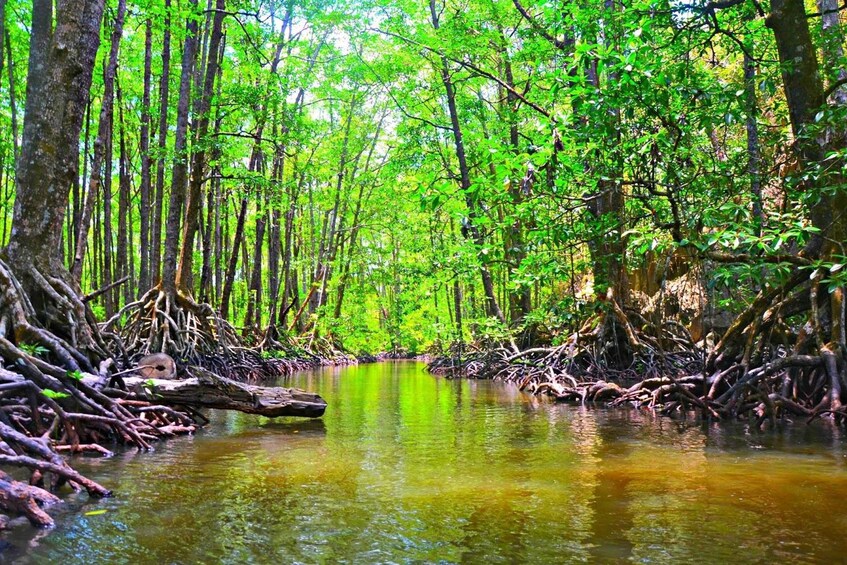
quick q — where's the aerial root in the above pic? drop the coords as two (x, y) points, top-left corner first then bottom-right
(104, 284), (244, 369)
(430, 280), (847, 425)
(0, 265), (207, 526)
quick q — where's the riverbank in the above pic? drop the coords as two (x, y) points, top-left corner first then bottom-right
(0, 344), (347, 529)
(427, 341), (827, 426)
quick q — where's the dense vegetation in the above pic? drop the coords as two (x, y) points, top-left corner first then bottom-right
(0, 0), (844, 527)
(0, 0), (838, 354)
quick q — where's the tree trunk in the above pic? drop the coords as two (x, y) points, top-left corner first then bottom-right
(102, 105), (114, 314)
(766, 0), (847, 258)
(138, 18), (153, 293)
(244, 199), (266, 335)
(429, 0), (505, 323)
(816, 0), (847, 106)
(151, 0), (172, 285)
(5, 0), (106, 356)
(8, 0), (104, 268)
(5, 28), (18, 164)
(70, 0), (125, 285)
(161, 0), (199, 296)
(501, 52), (532, 323)
(744, 49), (764, 229)
(220, 198), (248, 320)
(117, 81), (131, 306)
(177, 0), (226, 291)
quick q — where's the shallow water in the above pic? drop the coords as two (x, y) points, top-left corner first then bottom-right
(3, 361), (847, 563)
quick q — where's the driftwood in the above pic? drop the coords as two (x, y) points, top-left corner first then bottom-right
(104, 367), (327, 418)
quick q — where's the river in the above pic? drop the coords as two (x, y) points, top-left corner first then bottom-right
(3, 361), (847, 563)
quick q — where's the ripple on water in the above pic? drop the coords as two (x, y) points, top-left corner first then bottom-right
(3, 361), (847, 564)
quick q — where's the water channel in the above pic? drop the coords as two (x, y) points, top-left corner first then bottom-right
(4, 361), (847, 563)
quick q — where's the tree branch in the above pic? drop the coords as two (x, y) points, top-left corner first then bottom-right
(372, 27), (553, 121)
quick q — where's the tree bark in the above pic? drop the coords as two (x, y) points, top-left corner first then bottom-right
(177, 0), (226, 291)
(70, 0), (126, 283)
(500, 50), (532, 322)
(102, 103), (114, 314)
(151, 0), (172, 285)
(138, 18), (153, 293)
(5, 28), (18, 165)
(4, 0), (106, 361)
(244, 199), (266, 334)
(220, 197), (248, 320)
(117, 81), (131, 306)
(766, 0), (847, 258)
(114, 369), (327, 418)
(161, 0), (200, 296)
(744, 49), (764, 229)
(7, 0), (104, 268)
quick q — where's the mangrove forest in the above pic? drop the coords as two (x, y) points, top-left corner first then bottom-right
(0, 0), (845, 559)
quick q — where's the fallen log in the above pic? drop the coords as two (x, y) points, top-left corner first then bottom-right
(101, 367), (327, 418)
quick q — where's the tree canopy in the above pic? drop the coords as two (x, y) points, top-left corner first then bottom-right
(0, 0), (843, 361)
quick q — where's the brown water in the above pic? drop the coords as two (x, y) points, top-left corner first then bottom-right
(3, 361), (847, 563)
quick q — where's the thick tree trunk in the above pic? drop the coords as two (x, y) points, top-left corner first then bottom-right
(816, 0), (847, 106)
(7, 0), (105, 273)
(767, 0), (847, 258)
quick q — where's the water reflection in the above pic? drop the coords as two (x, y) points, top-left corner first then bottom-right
(3, 361), (847, 563)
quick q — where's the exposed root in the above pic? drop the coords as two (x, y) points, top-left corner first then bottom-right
(0, 262), (208, 527)
(429, 277), (847, 427)
(104, 284), (240, 361)
(0, 469), (60, 528)
(102, 285), (346, 382)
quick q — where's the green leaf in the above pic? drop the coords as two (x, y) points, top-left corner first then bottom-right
(42, 389), (70, 400)
(20, 343), (49, 357)
(84, 509), (108, 516)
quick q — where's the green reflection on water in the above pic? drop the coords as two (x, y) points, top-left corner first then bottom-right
(5, 361), (847, 564)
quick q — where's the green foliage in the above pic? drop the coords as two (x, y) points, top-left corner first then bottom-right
(0, 0), (834, 355)
(142, 379), (161, 399)
(41, 389), (70, 400)
(20, 343), (49, 357)
(67, 370), (84, 381)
